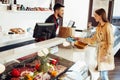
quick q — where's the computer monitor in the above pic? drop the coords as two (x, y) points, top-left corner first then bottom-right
(67, 20), (75, 27)
(33, 23), (55, 41)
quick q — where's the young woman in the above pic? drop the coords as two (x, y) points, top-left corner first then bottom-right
(76, 8), (115, 80)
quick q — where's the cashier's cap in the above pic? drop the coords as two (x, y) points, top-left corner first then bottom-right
(53, 3), (64, 11)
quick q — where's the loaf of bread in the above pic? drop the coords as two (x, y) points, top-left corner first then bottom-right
(10, 28), (25, 34)
(74, 41), (87, 49)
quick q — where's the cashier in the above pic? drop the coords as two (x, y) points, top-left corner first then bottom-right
(75, 8), (115, 80)
(45, 3), (64, 38)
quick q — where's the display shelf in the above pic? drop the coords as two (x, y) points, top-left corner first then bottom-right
(0, 34), (33, 47)
(0, 53), (74, 80)
(0, 38), (66, 64)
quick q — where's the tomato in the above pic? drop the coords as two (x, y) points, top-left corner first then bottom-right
(35, 64), (40, 70)
(11, 69), (20, 77)
(51, 59), (58, 65)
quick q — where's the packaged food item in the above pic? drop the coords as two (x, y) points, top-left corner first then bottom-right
(58, 27), (72, 38)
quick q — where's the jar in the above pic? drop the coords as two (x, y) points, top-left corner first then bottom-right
(12, 4), (17, 11)
(3, 0), (9, 4)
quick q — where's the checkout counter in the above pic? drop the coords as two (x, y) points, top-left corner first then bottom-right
(0, 25), (120, 80)
(0, 35), (93, 80)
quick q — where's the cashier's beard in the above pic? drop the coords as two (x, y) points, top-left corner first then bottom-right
(58, 13), (64, 18)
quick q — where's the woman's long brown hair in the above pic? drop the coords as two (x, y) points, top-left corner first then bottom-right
(95, 8), (108, 22)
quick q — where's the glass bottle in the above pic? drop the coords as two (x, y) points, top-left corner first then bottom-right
(14, 0), (16, 4)
(49, 0), (52, 10)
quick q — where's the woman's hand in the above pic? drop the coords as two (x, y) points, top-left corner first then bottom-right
(78, 38), (84, 42)
(73, 37), (83, 40)
(73, 37), (80, 40)
(73, 37), (85, 42)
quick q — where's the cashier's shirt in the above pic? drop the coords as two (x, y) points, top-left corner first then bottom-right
(45, 14), (59, 30)
(45, 14), (59, 38)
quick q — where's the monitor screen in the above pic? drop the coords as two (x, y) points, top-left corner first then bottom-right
(33, 23), (55, 41)
(67, 20), (75, 27)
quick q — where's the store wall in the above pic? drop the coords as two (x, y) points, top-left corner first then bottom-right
(113, 0), (120, 17)
(0, 0), (90, 33)
(92, 0), (109, 17)
(17, 0), (51, 8)
(0, 10), (53, 32)
(88, 0), (110, 26)
(63, 0), (90, 30)
(0, 0), (53, 32)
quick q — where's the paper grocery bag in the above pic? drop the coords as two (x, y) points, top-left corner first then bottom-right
(58, 26), (73, 38)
